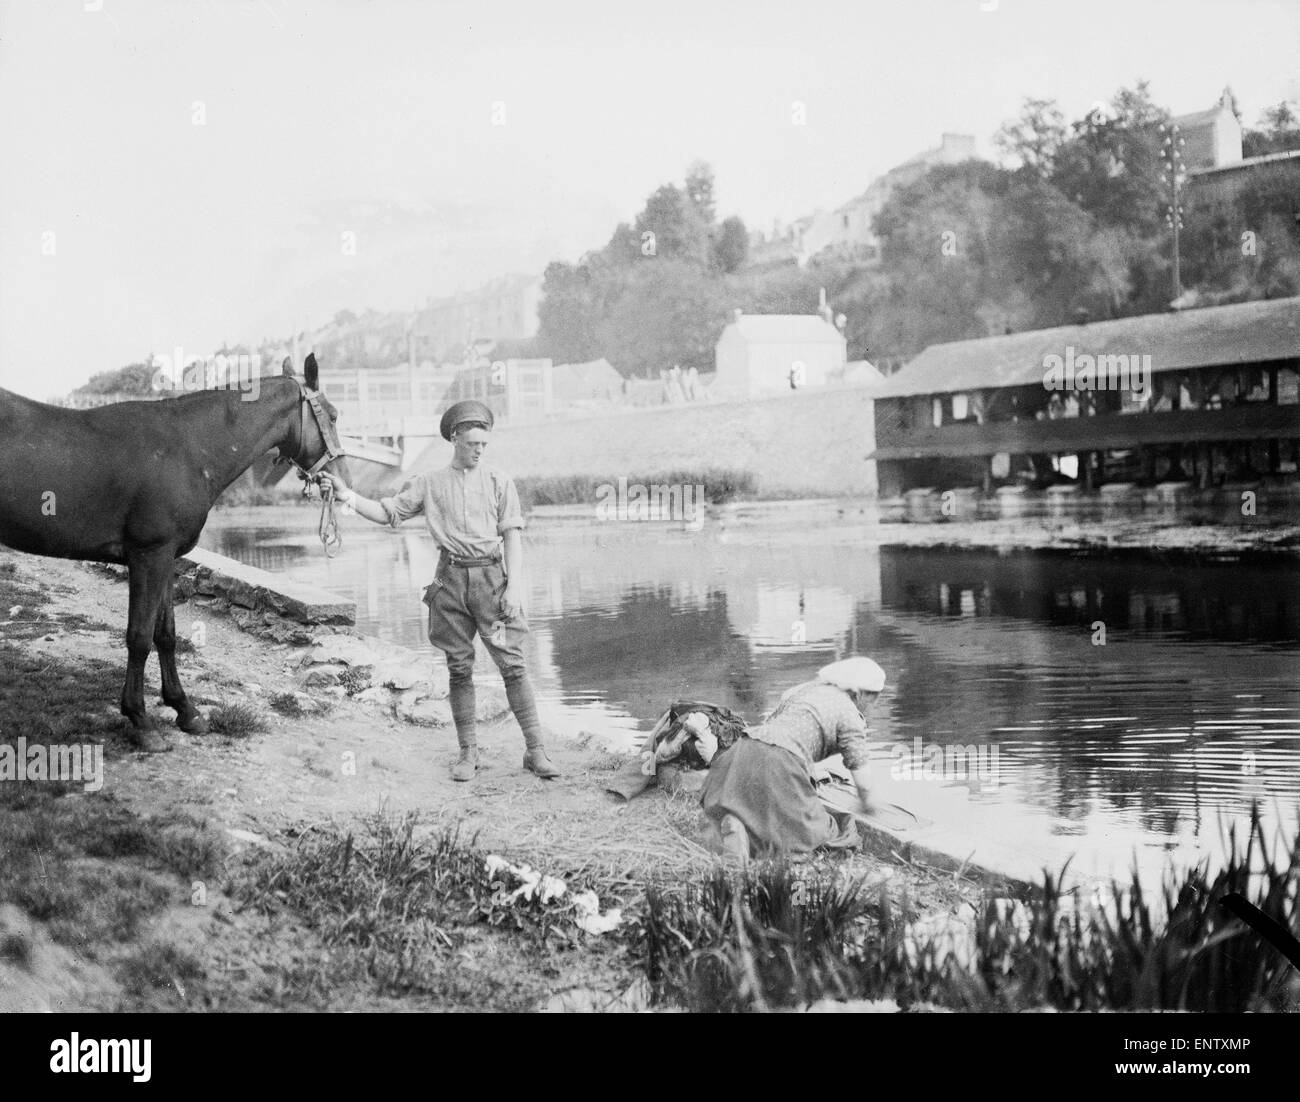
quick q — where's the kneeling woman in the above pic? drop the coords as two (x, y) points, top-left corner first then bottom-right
(700, 657), (885, 861)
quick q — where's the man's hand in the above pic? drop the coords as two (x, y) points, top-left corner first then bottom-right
(318, 472), (354, 504)
(501, 582), (524, 621)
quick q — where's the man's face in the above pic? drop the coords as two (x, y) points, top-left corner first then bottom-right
(452, 425), (490, 468)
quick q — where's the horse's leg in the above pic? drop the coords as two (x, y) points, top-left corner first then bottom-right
(154, 565), (207, 734)
(120, 546), (173, 752)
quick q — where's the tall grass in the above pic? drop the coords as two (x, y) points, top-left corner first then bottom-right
(643, 806), (1300, 1012)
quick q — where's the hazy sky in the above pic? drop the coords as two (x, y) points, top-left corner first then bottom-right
(2, 0), (1297, 399)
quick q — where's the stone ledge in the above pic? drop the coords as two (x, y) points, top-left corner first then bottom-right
(177, 547), (355, 625)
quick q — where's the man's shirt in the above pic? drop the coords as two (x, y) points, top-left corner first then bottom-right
(378, 463), (524, 558)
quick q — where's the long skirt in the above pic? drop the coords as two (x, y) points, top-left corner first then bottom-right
(699, 739), (857, 855)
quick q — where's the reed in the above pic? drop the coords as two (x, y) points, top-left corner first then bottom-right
(641, 806), (1300, 1012)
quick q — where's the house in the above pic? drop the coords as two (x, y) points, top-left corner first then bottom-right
(714, 310), (848, 399)
(868, 297), (1300, 497)
(443, 358), (554, 424)
(416, 273), (542, 362)
(551, 357), (624, 409)
(797, 133), (978, 265)
(1173, 88), (1243, 172)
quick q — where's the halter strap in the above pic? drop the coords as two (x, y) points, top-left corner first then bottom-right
(291, 382), (345, 477)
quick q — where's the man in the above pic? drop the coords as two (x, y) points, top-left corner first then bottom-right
(320, 399), (560, 782)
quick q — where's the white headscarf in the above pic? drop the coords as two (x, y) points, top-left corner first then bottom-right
(817, 656), (886, 694)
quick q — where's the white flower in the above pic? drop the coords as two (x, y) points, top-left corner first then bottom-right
(572, 890), (623, 934)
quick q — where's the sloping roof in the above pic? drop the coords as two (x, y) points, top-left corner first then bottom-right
(1173, 105), (1227, 129)
(723, 314), (846, 344)
(552, 357), (623, 399)
(1191, 148), (1300, 178)
(872, 298), (1300, 399)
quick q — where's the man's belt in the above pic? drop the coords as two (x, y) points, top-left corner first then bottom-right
(440, 549), (502, 568)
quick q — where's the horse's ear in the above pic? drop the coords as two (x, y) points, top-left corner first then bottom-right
(281, 356), (294, 378)
(304, 353), (319, 391)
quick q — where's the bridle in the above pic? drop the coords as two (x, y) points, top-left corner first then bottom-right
(283, 382), (346, 557)
(287, 382), (346, 477)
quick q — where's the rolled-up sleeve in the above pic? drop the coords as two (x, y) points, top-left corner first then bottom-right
(378, 475), (426, 529)
(496, 474), (524, 533)
(835, 702), (869, 770)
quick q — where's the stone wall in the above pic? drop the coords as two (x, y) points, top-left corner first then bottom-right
(410, 384), (880, 497)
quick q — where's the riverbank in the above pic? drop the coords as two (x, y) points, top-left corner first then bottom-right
(0, 548), (982, 1012)
(217, 495), (1300, 557)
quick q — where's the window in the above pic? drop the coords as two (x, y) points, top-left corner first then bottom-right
(1277, 367), (1298, 405)
(932, 397), (943, 427)
(951, 392), (969, 420)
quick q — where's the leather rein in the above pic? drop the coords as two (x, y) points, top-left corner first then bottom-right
(285, 383), (346, 557)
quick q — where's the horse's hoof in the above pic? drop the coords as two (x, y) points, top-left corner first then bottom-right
(128, 727), (172, 753)
(178, 712), (208, 735)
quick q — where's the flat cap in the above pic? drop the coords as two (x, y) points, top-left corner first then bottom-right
(440, 400), (495, 441)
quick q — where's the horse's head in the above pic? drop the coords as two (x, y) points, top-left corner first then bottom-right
(280, 353), (351, 482)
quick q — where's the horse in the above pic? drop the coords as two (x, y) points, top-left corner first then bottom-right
(0, 354), (349, 750)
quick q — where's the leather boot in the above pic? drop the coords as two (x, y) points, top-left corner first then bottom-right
(523, 747), (561, 779)
(452, 745), (479, 782)
(505, 671), (561, 778)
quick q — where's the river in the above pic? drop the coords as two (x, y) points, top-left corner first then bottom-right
(199, 501), (1300, 886)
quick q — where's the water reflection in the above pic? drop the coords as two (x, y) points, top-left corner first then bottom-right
(200, 514), (1299, 880)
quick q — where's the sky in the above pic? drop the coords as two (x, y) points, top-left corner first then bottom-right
(1, 0), (1298, 399)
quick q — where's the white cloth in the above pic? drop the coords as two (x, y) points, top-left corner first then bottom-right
(817, 656), (886, 694)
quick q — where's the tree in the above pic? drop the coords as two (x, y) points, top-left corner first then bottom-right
(597, 261), (728, 379)
(634, 184), (712, 266)
(994, 97), (1067, 179)
(536, 260), (603, 364)
(1049, 81), (1169, 237)
(711, 215), (749, 273)
(1242, 101), (1300, 157)
(685, 160), (718, 224)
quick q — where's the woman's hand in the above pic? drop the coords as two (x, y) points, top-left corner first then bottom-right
(850, 766), (877, 816)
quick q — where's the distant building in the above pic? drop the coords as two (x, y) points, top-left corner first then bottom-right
(551, 358), (624, 409)
(869, 297), (1300, 497)
(417, 273), (542, 362)
(311, 310), (414, 374)
(1173, 88), (1243, 172)
(443, 358), (554, 424)
(1187, 147), (1300, 211)
(317, 361), (454, 428)
(745, 134), (978, 269)
(714, 310), (847, 398)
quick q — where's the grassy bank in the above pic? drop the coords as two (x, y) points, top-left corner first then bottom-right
(226, 806), (1298, 1013)
(0, 566), (229, 1009)
(643, 808), (1300, 1012)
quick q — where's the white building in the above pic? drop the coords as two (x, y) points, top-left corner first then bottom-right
(714, 311), (848, 399)
(1173, 88), (1243, 172)
(765, 133), (978, 267)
